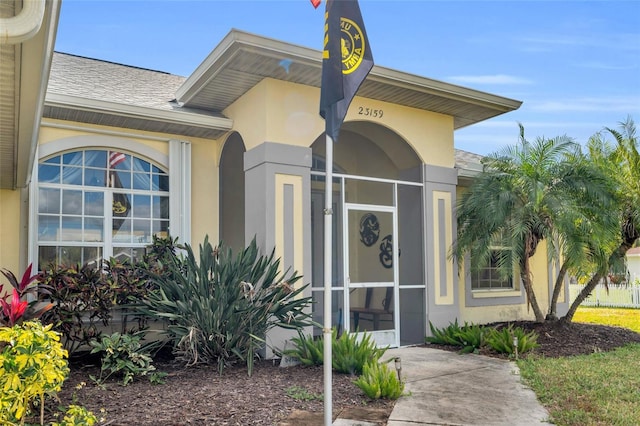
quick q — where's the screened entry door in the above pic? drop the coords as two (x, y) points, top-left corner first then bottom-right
(345, 204), (399, 347)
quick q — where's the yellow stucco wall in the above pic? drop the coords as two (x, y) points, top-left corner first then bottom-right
(190, 136), (220, 244)
(0, 189), (22, 293)
(224, 78), (454, 168)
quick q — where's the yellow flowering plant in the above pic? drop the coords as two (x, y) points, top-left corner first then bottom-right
(51, 404), (98, 426)
(0, 320), (69, 424)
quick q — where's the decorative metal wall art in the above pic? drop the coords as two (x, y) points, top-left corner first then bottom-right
(359, 213), (380, 247)
(379, 234), (393, 268)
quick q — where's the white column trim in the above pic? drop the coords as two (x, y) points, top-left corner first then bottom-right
(169, 140), (191, 244)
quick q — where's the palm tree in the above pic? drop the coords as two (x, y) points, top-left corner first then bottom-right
(453, 124), (614, 322)
(563, 117), (640, 321)
(547, 178), (617, 319)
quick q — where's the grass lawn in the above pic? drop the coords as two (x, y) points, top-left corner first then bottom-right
(518, 307), (640, 426)
(573, 307), (640, 333)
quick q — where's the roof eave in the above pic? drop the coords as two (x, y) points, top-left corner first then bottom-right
(45, 93), (234, 135)
(176, 29), (320, 105)
(175, 29), (522, 128)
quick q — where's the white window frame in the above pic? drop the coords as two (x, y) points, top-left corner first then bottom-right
(470, 246), (515, 291)
(29, 134), (191, 269)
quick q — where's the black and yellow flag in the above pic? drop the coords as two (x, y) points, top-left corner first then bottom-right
(319, 0), (373, 142)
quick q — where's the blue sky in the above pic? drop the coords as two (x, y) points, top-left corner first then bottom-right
(54, 0), (640, 155)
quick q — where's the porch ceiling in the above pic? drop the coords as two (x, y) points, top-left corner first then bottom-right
(176, 30), (522, 129)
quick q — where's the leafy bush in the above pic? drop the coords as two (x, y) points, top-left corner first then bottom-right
(0, 264), (51, 326)
(51, 404), (97, 426)
(283, 330), (325, 366)
(38, 254), (161, 354)
(354, 361), (405, 399)
(453, 323), (486, 354)
(89, 331), (156, 386)
(284, 329), (388, 374)
(141, 236), (313, 375)
(426, 320), (465, 345)
(426, 320), (487, 353)
(38, 263), (116, 354)
(332, 330), (387, 375)
(0, 320), (69, 424)
(485, 324), (539, 357)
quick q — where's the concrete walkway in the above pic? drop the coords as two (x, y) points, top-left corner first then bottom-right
(374, 346), (552, 426)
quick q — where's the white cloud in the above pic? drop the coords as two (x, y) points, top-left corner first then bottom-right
(446, 74), (533, 85)
(530, 96), (640, 113)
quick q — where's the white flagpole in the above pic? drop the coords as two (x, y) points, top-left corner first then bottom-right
(323, 132), (333, 426)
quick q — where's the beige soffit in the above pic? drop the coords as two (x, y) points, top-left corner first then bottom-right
(45, 93), (233, 140)
(176, 29), (522, 129)
(0, 0), (60, 190)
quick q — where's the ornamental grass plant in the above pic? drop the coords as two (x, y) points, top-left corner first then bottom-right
(425, 320), (486, 354)
(141, 236), (314, 375)
(332, 330), (388, 375)
(353, 361), (404, 400)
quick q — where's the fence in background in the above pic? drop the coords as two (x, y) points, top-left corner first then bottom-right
(569, 283), (640, 308)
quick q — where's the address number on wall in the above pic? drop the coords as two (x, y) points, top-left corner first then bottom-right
(357, 107), (384, 118)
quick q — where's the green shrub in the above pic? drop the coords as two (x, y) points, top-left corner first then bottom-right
(141, 236), (313, 375)
(426, 320), (487, 353)
(332, 330), (387, 375)
(283, 330), (324, 366)
(0, 263), (51, 326)
(38, 263), (121, 354)
(454, 323), (487, 354)
(0, 320), (69, 424)
(89, 331), (156, 386)
(51, 404), (98, 426)
(353, 361), (404, 400)
(426, 320), (465, 345)
(36, 236), (175, 355)
(485, 324), (539, 357)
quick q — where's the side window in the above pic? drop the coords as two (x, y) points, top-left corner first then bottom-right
(36, 149), (169, 268)
(471, 249), (514, 290)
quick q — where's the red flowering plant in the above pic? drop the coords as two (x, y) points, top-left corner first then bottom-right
(0, 264), (52, 326)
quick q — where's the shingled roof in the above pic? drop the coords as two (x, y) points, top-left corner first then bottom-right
(47, 53), (188, 110)
(43, 52), (232, 139)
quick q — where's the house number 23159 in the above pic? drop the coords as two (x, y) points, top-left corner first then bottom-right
(358, 107), (384, 118)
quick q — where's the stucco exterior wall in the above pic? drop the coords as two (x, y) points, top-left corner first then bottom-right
(225, 78), (454, 168)
(0, 189), (22, 291)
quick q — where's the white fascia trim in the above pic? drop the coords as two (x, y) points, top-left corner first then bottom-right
(176, 29), (321, 105)
(369, 65), (523, 112)
(45, 93), (233, 131)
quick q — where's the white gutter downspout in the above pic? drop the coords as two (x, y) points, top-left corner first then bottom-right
(0, 0), (46, 45)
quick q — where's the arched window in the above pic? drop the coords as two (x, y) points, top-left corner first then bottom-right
(36, 149), (170, 267)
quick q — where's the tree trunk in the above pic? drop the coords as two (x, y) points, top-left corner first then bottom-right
(562, 272), (603, 322)
(563, 235), (637, 322)
(521, 256), (546, 322)
(547, 261), (569, 320)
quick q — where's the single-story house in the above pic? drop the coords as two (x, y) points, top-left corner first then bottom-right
(0, 0), (570, 355)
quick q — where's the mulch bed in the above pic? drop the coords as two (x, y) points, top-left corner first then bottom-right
(33, 321), (640, 425)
